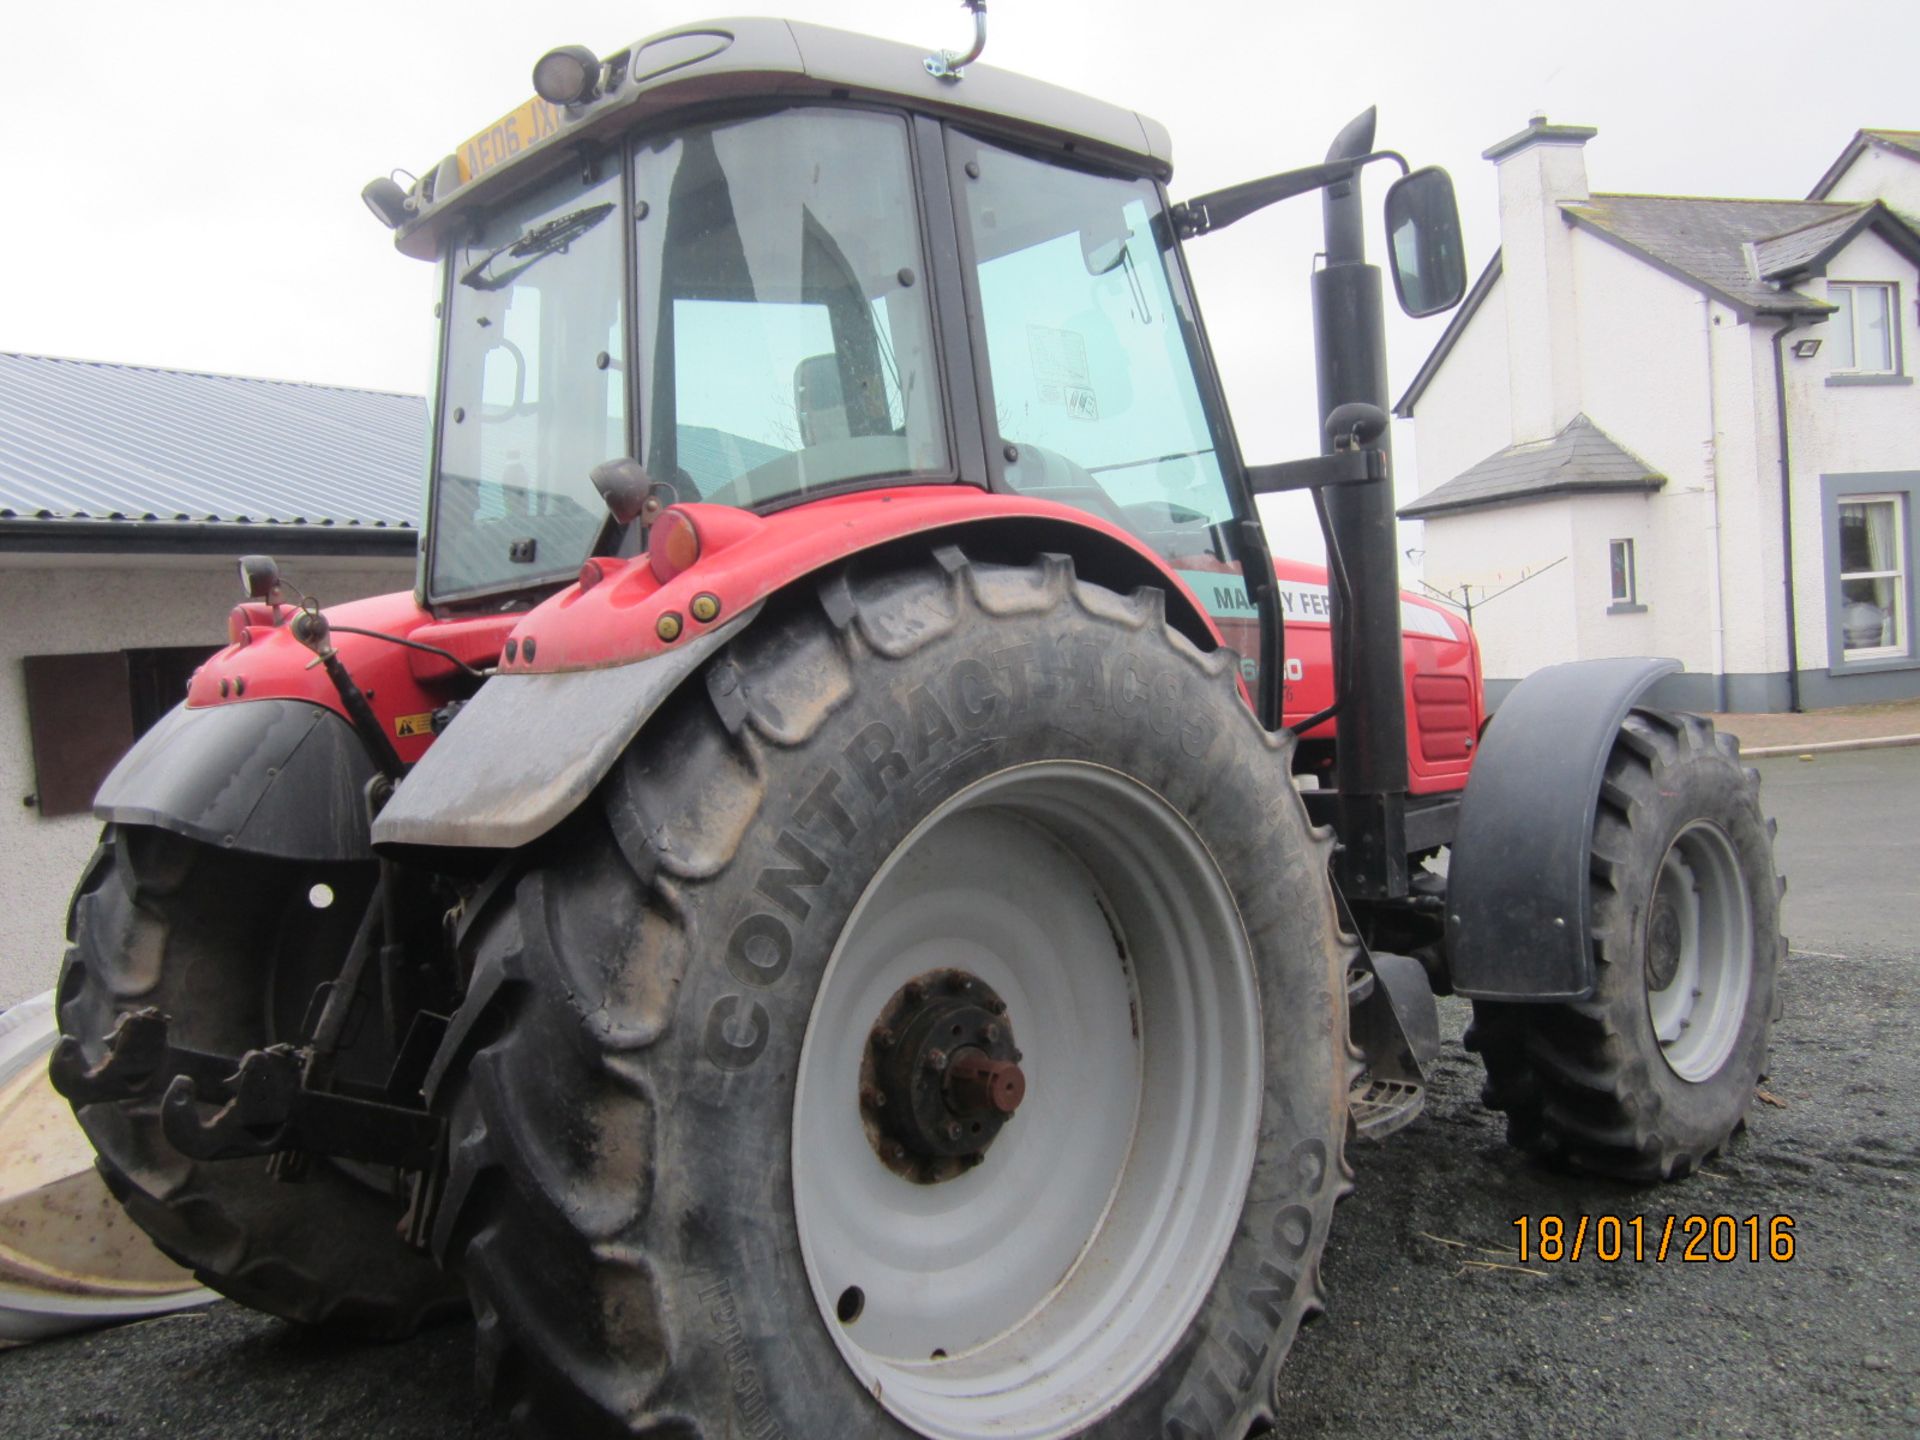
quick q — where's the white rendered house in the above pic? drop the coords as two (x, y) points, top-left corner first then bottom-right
(1395, 121), (1920, 712)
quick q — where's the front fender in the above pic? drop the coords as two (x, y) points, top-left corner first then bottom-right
(94, 699), (379, 861)
(1445, 656), (1682, 1001)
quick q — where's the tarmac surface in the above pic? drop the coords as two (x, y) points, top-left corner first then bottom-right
(1, 735), (1915, 1439)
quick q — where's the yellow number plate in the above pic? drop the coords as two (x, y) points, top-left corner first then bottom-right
(455, 96), (568, 186)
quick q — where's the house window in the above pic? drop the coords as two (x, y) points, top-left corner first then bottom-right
(1836, 495), (1906, 660)
(21, 645), (213, 817)
(1829, 283), (1899, 375)
(1608, 538), (1639, 610)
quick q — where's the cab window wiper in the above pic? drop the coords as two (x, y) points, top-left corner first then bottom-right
(459, 203), (614, 291)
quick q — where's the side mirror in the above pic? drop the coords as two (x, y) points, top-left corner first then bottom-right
(1383, 167), (1467, 318)
(1080, 214), (1133, 276)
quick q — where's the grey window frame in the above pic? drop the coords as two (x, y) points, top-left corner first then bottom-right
(1825, 280), (1910, 387)
(1821, 470), (1920, 675)
(1606, 537), (1644, 614)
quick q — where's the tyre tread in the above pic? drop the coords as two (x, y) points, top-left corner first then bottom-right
(1471, 710), (1780, 1182)
(433, 550), (1348, 1437)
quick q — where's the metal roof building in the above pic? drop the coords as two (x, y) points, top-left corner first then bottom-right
(0, 353), (424, 554)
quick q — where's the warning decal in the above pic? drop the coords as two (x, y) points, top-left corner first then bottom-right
(1027, 325), (1098, 420)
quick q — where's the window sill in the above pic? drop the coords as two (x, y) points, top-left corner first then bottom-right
(1826, 373), (1912, 387)
(1828, 652), (1920, 676)
(1606, 601), (1648, 615)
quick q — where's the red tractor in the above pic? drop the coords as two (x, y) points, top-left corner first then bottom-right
(51, 10), (1782, 1437)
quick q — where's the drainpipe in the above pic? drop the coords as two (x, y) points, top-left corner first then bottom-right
(1700, 297), (1728, 713)
(1770, 316), (1807, 714)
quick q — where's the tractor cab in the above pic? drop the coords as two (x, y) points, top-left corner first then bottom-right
(387, 21), (1259, 631)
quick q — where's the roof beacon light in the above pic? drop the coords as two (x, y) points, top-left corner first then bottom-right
(925, 1), (988, 81)
(238, 554), (281, 604)
(533, 45), (602, 106)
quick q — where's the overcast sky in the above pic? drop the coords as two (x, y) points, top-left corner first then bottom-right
(4, 0), (1915, 556)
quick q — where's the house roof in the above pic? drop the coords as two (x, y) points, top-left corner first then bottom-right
(1398, 413), (1664, 520)
(1808, 128), (1920, 201)
(0, 353), (424, 549)
(1399, 191), (1920, 419)
(1751, 206), (1879, 279)
(1559, 194), (1855, 317)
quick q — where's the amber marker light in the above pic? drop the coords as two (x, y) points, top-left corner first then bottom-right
(648, 508), (702, 585)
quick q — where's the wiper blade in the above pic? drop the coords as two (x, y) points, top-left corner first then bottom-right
(459, 203), (614, 291)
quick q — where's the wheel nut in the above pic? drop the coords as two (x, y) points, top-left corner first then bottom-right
(925, 1047), (948, 1073)
(945, 1122), (964, 1142)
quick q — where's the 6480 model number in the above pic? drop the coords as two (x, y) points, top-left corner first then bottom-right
(1513, 1214), (1796, 1264)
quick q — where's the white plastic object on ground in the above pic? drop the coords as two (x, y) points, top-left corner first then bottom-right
(0, 990), (217, 1345)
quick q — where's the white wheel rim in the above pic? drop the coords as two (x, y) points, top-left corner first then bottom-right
(1645, 820), (1753, 1082)
(792, 763), (1263, 1440)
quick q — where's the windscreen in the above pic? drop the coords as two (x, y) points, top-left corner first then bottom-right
(430, 165), (625, 599)
(957, 136), (1249, 639)
(632, 110), (946, 506)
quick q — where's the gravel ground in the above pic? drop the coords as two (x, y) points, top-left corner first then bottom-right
(2, 752), (1915, 1438)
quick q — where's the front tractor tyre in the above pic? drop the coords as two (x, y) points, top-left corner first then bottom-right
(56, 826), (466, 1335)
(430, 550), (1355, 1439)
(1469, 710), (1784, 1181)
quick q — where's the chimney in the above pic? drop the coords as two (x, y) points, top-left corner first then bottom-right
(1483, 115), (1596, 443)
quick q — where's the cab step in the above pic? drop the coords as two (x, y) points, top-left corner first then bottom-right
(1349, 1074), (1426, 1139)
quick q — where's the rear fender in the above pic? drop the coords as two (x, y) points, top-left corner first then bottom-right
(493, 490), (1221, 676)
(1445, 657), (1681, 1000)
(372, 506), (1225, 854)
(93, 699), (379, 861)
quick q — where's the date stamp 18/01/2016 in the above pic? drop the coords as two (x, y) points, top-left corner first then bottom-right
(1511, 1214), (1796, 1264)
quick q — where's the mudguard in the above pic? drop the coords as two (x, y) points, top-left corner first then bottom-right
(1445, 657), (1681, 1001)
(93, 699), (379, 861)
(370, 604), (761, 852)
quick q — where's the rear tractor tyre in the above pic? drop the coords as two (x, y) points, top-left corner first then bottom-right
(56, 825), (466, 1336)
(431, 550), (1355, 1438)
(1468, 710), (1784, 1181)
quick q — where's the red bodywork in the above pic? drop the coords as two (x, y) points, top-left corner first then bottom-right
(185, 487), (1480, 792)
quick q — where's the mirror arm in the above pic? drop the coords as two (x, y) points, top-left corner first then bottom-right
(1175, 151), (1407, 240)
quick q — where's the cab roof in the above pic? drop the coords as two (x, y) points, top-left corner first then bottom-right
(394, 17), (1174, 260)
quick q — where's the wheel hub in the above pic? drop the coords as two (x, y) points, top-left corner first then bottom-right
(861, 969), (1025, 1183)
(1646, 895), (1684, 989)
